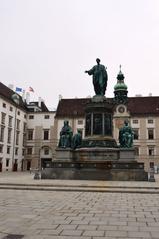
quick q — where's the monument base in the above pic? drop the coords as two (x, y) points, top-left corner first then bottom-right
(41, 161), (148, 181)
(41, 147), (148, 181)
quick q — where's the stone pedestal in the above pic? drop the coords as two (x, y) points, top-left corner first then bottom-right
(41, 159), (148, 181)
(41, 147), (148, 181)
(119, 148), (135, 162)
(74, 147), (119, 161)
(85, 97), (114, 138)
(56, 148), (73, 161)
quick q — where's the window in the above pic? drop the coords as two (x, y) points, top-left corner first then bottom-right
(78, 120), (83, 125)
(8, 116), (13, 127)
(0, 126), (5, 142)
(15, 148), (18, 155)
(17, 111), (20, 115)
(23, 123), (27, 132)
(16, 131), (20, 145)
(23, 134), (26, 147)
(24, 114), (26, 119)
(0, 145), (3, 153)
(7, 128), (12, 144)
(22, 149), (25, 156)
(133, 129), (139, 140)
(10, 106), (13, 111)
(148, 147), (155, 156)
(148, 129), (154, 140)
(29, 115), (34, 119)
(7, 146), (10, 154)
(132, 119), (138, 124)
(3, 103), (6, 108)
(27, 129), (34, 140)
(44, 147), (49, 155)
(16, 119), (20, 130)
(134, 147), (139, 156)
(44, 115), (50, 119)
(1, 112), (6, 125)
(148, 119), (154, 124)
(150, 162), (154, 168)
(6, 159), (10, 167)
(43, 130), (49, 140)
(27, 147), (32, 155)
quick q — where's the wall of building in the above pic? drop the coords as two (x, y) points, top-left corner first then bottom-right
(0, 97), (27, 172)
(24, 112), (55, 170)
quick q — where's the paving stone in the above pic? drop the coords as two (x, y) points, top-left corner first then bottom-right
(105, 230), (127, 237)
(117, 225), (139, 232)
(60, 230), (83, 236)
(57, 224), (78, 230)
(128, 231), (151, 238)
(98, 225), (118, 231)
(150, 231), (159, 238)
(82, 230), (104, 237)
(77, 225), (97, 230)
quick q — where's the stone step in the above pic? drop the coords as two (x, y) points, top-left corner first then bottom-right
(0, 184), (159, 194)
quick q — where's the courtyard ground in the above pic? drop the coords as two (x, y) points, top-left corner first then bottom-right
(0, 172), (159, 238)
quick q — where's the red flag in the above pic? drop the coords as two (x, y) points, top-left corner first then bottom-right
(28, 86), (34, 92)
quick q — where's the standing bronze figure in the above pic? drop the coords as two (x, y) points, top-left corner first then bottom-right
(85, 58), (108, 96)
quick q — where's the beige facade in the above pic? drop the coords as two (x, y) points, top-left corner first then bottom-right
(24, 112), (56, 170)
(113, 107), (159, 171)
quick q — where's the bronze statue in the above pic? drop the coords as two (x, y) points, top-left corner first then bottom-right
(85, 58), (108, 96)
(72, 129), (82, 149)
(58, 120), (73, 148)
(119, 120), (134, 148)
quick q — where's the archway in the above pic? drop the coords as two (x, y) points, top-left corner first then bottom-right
(39, 146), (53, 169)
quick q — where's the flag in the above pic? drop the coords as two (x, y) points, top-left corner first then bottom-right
(28, 86), (34, 92)
(15, 87), (22, 92)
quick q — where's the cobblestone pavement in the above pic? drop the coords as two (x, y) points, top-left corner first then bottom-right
(0, 190), (159, 239)
(0, 172), (159, 188)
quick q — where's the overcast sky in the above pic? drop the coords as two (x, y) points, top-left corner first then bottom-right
(0, 0), (159, 109)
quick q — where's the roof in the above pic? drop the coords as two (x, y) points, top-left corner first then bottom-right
(55, 98), (90, 117)
(127, 97), (159, 116)
(28, 101), (49, 112)
(0, 82), (27, 111)
(55, 96), (159, 117)
(0, 82), (50, 112)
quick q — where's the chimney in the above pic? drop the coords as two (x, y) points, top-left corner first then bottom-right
(26, 92), (30, 104)
(22, 90), (25, 102)
(59, 94), (63, 100)
(38, 97), (42, 107)
(8, 84), (14, 90)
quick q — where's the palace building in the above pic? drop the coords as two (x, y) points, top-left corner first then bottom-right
(0, 82), (55, 172)
(1, 69), (159, 172)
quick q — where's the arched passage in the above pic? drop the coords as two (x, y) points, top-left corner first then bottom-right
(40, 146), (53, 169)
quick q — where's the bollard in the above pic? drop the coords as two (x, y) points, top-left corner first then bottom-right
(149, 167), (155, 182)
(34, 170), (40, 180)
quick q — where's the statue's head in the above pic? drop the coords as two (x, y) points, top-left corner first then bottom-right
(96, 58), (100, 64)
(124, 120), (129, 126)
(64, 120), (69, 126)
(77, 129), (82, 134)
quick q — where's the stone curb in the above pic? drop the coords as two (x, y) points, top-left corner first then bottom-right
(1, 184), (159, 194)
